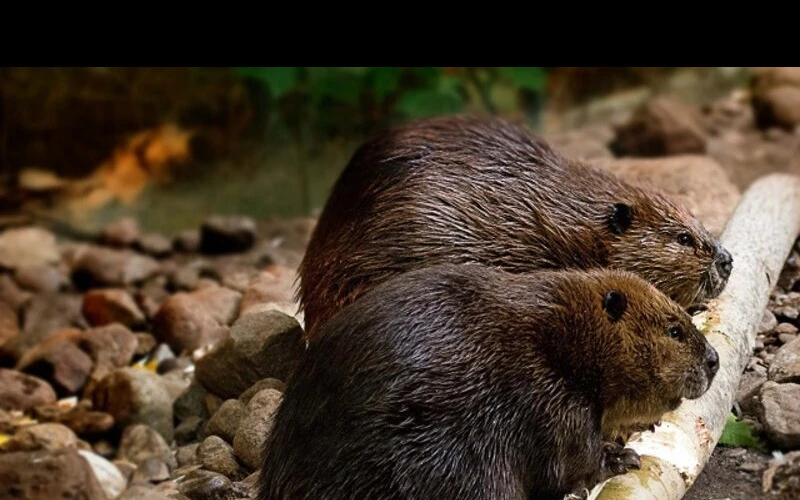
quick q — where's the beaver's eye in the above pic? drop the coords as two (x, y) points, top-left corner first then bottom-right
(677, 232), (694, 247)
(667, 326), (682, 339)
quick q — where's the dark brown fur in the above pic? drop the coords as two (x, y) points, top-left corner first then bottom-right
(259, 264), (719, 500)
(298, 114), (732, 340)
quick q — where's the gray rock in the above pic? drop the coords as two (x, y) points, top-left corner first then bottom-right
(4, 423), (79, 451)
(71, 245), (160, 289)
(17, 292), (85, 355)
(758, 310), (779, 334)
(0, 448), (106, 500)
(174, 381), (210, 422)
(205, 399), (245, 443)
(176, 443), (200, 467)
(762, 449), (800, 497)
(0, 368), (57, 410)
(131, 456), (171, 484)
(610, 97), (708, 156)
(0, 227), (60, 270)
(233, 388), (282, 470)
(195, 310), (304, 399)
(93, 368), (174, 442)
(79, 449), (128, 499)
(736, 369), (768, 415)
(239, 378), (286, 405)
(198, 435), (246, 479)
(200, 215), (257, 254)
(82, 289), (146, 328)
(14, 265), (67, 292)
(759, 381), (800, 449)
(118, 423), (172, 466)
(769, 336), (800, 383)
(178, 470), (234, 500)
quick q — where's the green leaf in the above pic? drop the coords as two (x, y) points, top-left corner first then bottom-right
(718, 413), (763, 449)
(395, 88), (464, 119)
(232, 67), (299, 99)
(497, 67), (548, 92)
(370, 67), (403, 101)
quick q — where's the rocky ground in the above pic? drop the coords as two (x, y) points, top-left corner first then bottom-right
(1, 67), (800, 500)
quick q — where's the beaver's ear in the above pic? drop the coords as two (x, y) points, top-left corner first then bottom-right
(603, 290), (627, 322)
(609, 203), (632, 235)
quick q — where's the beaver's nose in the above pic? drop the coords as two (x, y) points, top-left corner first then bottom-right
(705, 342), (719, 379)
(714, 246), (733, 281)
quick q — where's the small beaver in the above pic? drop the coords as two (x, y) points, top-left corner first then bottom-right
(298, 114), (733, 339)
(259, 264), (720, 500)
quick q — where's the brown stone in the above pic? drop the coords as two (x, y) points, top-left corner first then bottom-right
(101, 217), (141, 247)
(16, 331), (94, 396)
(83, 289), (146, 328)
(0, 300), (19, 351)
(152, 293), (225, 353)
(0, 448), (106, 500)
(610, 97), (708, 157)
(0, 227), (60, 270)
(70, 245), (160, 289)
(0, 368), (57, 411)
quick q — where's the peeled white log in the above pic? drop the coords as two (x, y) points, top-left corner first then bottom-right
(587, 173), (800, 500)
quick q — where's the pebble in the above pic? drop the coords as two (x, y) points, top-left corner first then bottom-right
(14, 265), (67, 292)
(174, 381), (210, 422)
(233, 388), (282, 470)
(101, 217), (141, 247)
(82, 289), (146, 328)
(0, 274), (33, 312)
(78, 323), (140, 385)
(152, 293), (225, 354)
(174, 229), (201, 253)
(759, 381), (800, 449)
(137, 233), (173, 258)
(176, 443), (200, 467)
(239, 377), (286, 404)
(190, 285), (242, 325)
(175, 415), (205, 444)
(205, 399), (245, 443)
(0, 368), (57, 410)
(3, 423), (80, 451)
(759, 310), (779, 334)
(199, 215), (257, 254)
(0, 448), (106, 500)
(769, 337), (800, 383)
(16, 332), (94, 396)
(71, 245), (160, 289)
(131, 456), (171, 484)
(180, 470), (235, 500)
(79, 449), (128, 499)
(16, 293), (85, 355)
(195, 310), (304, 399)
(0, 227), (60, 270)
(117, 423), (173, 466)
(93, 367), (174, 442)
(198, 435), (246, 479)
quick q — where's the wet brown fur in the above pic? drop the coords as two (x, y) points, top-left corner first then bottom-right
(298, 114), (731, 340)
(259, 264), (719, 500)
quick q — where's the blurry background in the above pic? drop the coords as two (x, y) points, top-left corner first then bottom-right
(1, 66), (796, 235)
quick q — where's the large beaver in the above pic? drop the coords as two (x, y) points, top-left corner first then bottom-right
(298, 114), (733, 339)
(259, 264), (720, 500)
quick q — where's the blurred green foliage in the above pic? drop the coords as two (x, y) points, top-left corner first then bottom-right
(231, 67), (548, 138)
